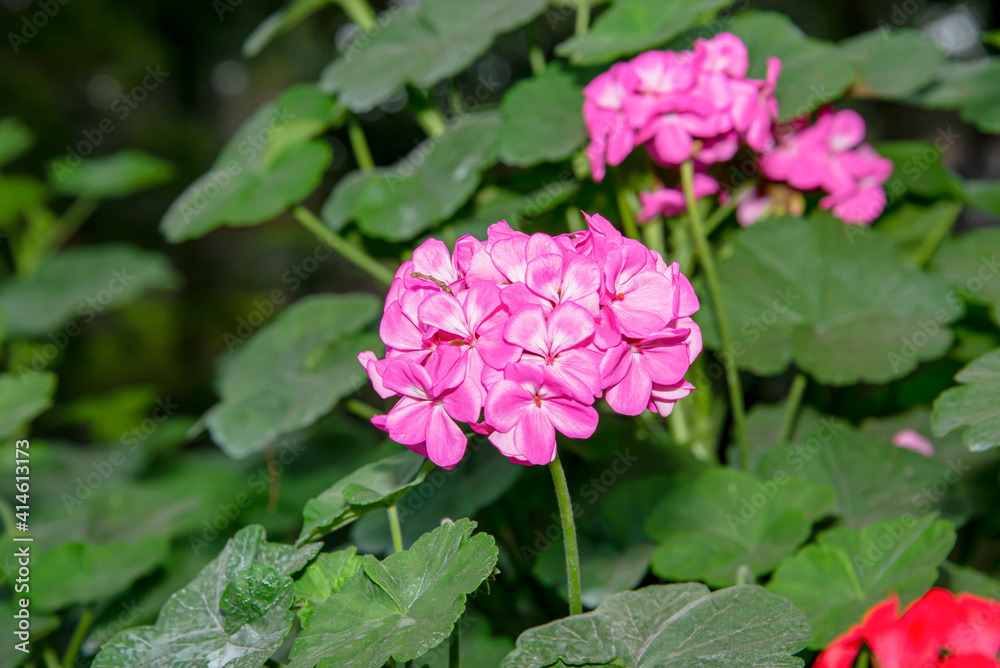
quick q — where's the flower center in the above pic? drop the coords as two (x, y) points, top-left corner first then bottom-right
(533, 394), (542, 407)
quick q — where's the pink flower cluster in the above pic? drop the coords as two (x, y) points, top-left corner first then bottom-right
(584, 33), (779, 184)
(358, 214), (701, 469)
(757, 109), (894, 225)
(583, 33), (893, 227)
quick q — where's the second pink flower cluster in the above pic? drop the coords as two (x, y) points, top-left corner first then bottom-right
(358, 214), (701, 469)
(583, 32), (894, 226)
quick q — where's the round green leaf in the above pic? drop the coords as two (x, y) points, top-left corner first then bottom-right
(0, 372), (56, 440)
(767, 514), (956, 648)
(932, 227), (1000, 328)
(696, 214), (959, 384)
(646, 468), (835, 587)
(205, 293), (381, 458)
(839, 28), (944, 99)
(914, 60), (1000, 134)
(502, 583), (811, 667)
(49, 150), (173, 199)
(243, 0), (336, 57)
(0, 117), (34, 167)
(498, 67), (586, 167)
(932, 349), (1000, 452)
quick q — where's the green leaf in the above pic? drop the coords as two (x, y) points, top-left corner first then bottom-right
(696, 214), (959, 384)
(243, 0), (335, 57)
(0, 243), (178, 338)
(731, 11), (854, 120)
(839, 28), (944, 99)
(914, 60), (1000, 133)
(932, 349), (1000, 452)
(0, 372), (56, 439)
(498, 67), (586, 167)
(293, 547), (361, 626)
(645, 468), (835, 587)
(298, 450), (432, 544)
(220, 563), (293, 635)
(556, 0), (732, 66)
(160, 84), (338, 242)
(932, 227), (1000, 328)
(0, 118), (34, 167)
(326, 112), (502, 241)
(767, 515), (956, 648)
(205, 293), (380, 458)
(533, 537), (655, 609)
(502, 583), (811, 668)
(94, 525), (319, 668)
(0, 175), (47, 228)
(319, 0), (550, 110)
(289, 518), (498, 668)
(757, 422), (971, 528)
(937, 562), (1000, 599)
(32, 535), (170, 612)
(442, 181), (579, 242)
(49, 150), (173, 199)
(418, 617), (513, 668)
(876, 140), (964, 200)
(963, 179), (1000, 217)
(877, 200), (962, 260)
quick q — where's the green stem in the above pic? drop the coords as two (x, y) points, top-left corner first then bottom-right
(43, 649), (60, 668)
(448, 622), (461, 668)
(574, 0), (590, 36)
(911, 208), (958, 268)
(856, 648), (870, 668)
(548, 451), (582, 616)
(387, 504), (404, 554)
(406, 86), (448, 139)
(777, 373), (807, 445)
(56, 198), (98, 243)
(704, 181), (754, 235)
(345, 398), (379, 420)
(614, 173), (641, 241)
(337, 0), (377, 30)
(525, 26), (546, 76)
(680, 160), (749, 471)
(347, 117), (375, 173)
(61, 606), (94, 668)
(667, 401), (690, 446)
(292, 206), (395, 288)
(640, 218), (666, 257)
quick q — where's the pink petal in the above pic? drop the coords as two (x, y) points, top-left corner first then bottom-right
(381, 360), (434, 399)
(544, 396), (599, 440)
(511, 407), (557, 465)
(425, 404), (467, 469)
(605, 357), (653, 415)
(419, 291), (470, 338)
(385, 397), (433, 445)
(483, 379), (534, 433)
(503, 305), (550, 356)
(547, 302), (596, 354)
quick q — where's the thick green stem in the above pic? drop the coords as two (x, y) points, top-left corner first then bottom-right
(911, 208), (958, 268)
(61, 606), (94, 668)
(680, 160), (749, 470)
(43, 649), (60, 668)
(704, 181), (754, 235)
(387, 504), (404, 553)
(548, 451), (582, 616)
(525, 26), (546, 76)
(292, 206), (395, 288)
(448, 622), (461, 668)
(338, 0), (377, 30)
(777, 373), (808, 446)
(407, 86), (448, 139)
(667, 401), (690, 446)
(574, 0), (590, 36)
(347, 117), (375, 173)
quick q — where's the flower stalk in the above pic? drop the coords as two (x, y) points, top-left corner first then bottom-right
(548, 451), (582, 616)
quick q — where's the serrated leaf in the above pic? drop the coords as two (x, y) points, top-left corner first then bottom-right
(932, 349), (1000, 451)
(205, 293), (381, 458)
(325, 112), (502, 241)
(502, 583), (810, 668)
(32, 535), (170, 613)
(243, 0), (335, 57)
(645, 468), (835, 587)
(0, 371), (56, 439)
(932, 227), (1000, 328)
(696, 214), (958, 384)
(319, 0), (550, 111)
(289, 518), (498, 668)
(0, 118), (34, 167)
(0, 243), (178, 338)
(161, 84), (337, 242)
(556, 0), (732, 66)
(498, 67), (586, 167)
(766, 515), (956, 648)
(294, 547), (360, 626)
(49, 150), (173, 199)
(298, 450), (432, 544)
(757, 422), (970, 528)
(220, 563), (293, 635)
(731, 11), (854, 120)
(839, 28), (944, 99)
(93, 525), (319, 668)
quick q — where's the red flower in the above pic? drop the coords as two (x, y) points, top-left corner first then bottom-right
(816, 588), (1000, 668)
